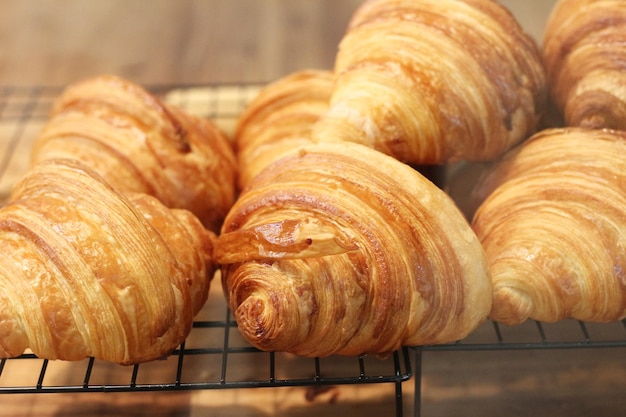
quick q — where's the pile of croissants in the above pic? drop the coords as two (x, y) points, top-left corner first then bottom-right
(1, 0), (625, 365)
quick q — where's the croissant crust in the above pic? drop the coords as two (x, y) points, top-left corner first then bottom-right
(312, 0), (546, 164)
(543, 0), (626, 130)
(31, 74), (237, 232)
(471, 127), (626, 325)
(216, 142), (491, 357)
(0, 159), (215, 364)
(234, 69), (334, 189)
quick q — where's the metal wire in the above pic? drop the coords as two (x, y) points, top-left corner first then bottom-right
(417, 318), (626, 352)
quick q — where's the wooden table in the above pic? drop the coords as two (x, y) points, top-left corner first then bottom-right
(1, 1), (625, 416)
(1, 0), (552, 87)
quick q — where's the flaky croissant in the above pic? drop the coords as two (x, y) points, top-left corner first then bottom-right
(311, 0), (547, 164)
(30, 74), (237, 232)
(234, 69), (334, 189)
(543, 0), (626, 130)
(0, 159), (216, 364)
(215, 142), (491, 357)
(471, 128), (626, 325)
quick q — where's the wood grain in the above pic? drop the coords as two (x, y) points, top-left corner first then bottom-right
(0, 0), (552, 87)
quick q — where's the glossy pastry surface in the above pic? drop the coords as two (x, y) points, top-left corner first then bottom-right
(0, 159), (216, 364)
(234, 69), (334, 189)
(312, 0), (547, 164)
(543, 0), (626, 130)
(472, 128), (626, 325)
(216, 142), (491, 357)
(31, 74), (237, 232)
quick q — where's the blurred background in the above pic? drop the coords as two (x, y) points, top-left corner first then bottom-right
(0, 0), (556, 87)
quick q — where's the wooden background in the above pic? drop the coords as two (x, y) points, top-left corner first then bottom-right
(1, 1), (626, 417)
(1, 0), (553, 87)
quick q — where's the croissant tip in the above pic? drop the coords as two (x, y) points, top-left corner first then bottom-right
(490, 285), (533, 326)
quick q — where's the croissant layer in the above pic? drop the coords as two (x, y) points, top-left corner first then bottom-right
(0, 159), (215, 364)
(31, 74), (237, 232)
(216, 142), (491, 357)
(312, 0), (546, 164)
(471, 128), (626, 325)
(234, 69), (334, 189)
(543, 0), (626, 130)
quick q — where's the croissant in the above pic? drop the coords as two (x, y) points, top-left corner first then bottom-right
(311, 0), (547, 164)
(471, 127), (626, 325)
(234, 69), (334, 189)
(543, 0), (626, 130)
(30, 74), (237, 232)
(215, 142), (491, 357)
(0, 159), (216, 364)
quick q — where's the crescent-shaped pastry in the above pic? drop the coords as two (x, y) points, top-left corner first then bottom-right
(0, 159), (215, 364)
(30, 74), (237, 232)
(543, 0), (626, 130)
(234, 69), (334, 189)
(215, 142), (491, 357)
(312, 0), (547, 164)
(471, 127), (626, 325)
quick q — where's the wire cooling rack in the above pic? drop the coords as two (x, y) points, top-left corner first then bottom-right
(1, 84), (626, 417)
(0, 305), (413, 393)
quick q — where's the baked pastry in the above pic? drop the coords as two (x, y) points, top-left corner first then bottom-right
(471, 127), (626, 325)
(312, 0), (547, 164)
(30, 74), (237, 232)
(543, 0), (626, 130)
(234, 69), (334, 189)
(215, 142), (491, 357)
(0, 159), (216, 364)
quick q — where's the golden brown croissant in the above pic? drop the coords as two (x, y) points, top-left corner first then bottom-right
(471, 127), (626, 325)
(215, 142), (491, 357)
(0, 159), (216, 364)
(234, 69), (334, 189)
(30, 74), (237, 232)
(543, 0), (626, 130)
(311, 0), (547, 164)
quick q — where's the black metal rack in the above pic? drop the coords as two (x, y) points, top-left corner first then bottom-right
(0, 307), (413, 394)
(1, 84), (626, 417)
